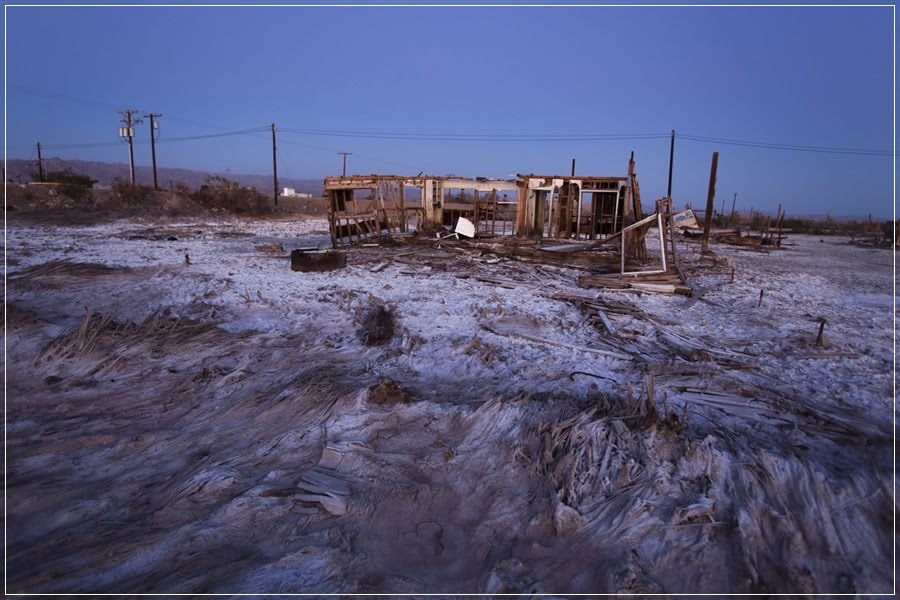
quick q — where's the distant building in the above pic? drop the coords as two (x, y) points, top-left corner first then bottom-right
(282, 187), (312, 198)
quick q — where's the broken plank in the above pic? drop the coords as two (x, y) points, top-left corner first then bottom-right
(578, 276), (631, 289)
(628, 282), (678, 294)
(596, 307), (616, 336)
(539, 243), (592, 254)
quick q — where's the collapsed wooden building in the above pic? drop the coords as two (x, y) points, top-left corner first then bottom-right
(322, 155), (687, 289)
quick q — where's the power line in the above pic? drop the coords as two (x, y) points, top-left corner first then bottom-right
(278, 137), (433, 172)
(40, 140), (124, 150)
(154, 126), (270, 144)
(280, 128), (668, 142)
(280, 127), (894, 156)
(31, 126), (896, 158)
(39, 126), (270, 150)
(276, 147), (290, 180)
(678, 133), (894, 157)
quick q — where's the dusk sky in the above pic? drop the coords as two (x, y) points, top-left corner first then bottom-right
(4, 4), (895, 217)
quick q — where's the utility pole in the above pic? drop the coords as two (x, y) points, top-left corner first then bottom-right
(701, 151), (719, 254)
(339, 152), (351, 177)
(667, 129), (675, 199)
(271, 123), (279, 207)
(118, 109), (143, 186)
(36, 142), (45, 182)
(144, 113), (162, 191)
(730, 192), (737, 220)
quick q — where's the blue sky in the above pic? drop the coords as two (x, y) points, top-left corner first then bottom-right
(4, 4), (895, 217)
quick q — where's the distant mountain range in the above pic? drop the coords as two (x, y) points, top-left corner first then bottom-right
(3, 157), (324, 196)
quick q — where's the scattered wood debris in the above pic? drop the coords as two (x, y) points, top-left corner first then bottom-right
(578, 272), (691, 295)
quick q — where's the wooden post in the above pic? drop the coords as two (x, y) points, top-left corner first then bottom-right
(701, 152), (719, 254)
(665, 197), (679, 268)
(491, 189), (497, 236)
(776, 207), (785, 247)
(326, 190), (338, 248)
(374, 186), (382, 238)
(774, 204), (782, 243)
(398, 182), (406, 232)
(816, 318), (827, 347)
(757, 289), (764, 308)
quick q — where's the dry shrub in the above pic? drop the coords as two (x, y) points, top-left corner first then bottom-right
(190, 176), (272, 215)
(367, 377), (410, 405)
(255, 242), (285, 254)
(9, 260), (125, 283)
(357, 303), (396, 346)
(112, 179), (154, 205)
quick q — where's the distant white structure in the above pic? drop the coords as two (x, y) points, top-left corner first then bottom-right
(282, 187), (312, 198)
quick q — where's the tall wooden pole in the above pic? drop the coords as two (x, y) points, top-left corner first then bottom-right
(118, 109), (143, 187)
(144, 113), (162, 191)
(339, 152), (352, 177)
(667, 129), (675, 198)
(701, 151), (719, 254)
(128, 134), (136, 186)
(271, 123), (278, 207)
(36, 142), (45, 182)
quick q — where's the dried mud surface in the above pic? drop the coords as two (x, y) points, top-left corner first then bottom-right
(5, 217), (894, 594)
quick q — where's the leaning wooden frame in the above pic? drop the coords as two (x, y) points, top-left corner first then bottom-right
(619, 211), (668, 276)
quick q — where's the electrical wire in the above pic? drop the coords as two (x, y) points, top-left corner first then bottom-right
(278, 137), (431, 173)
(34, 126), (895, 157)
(678, 133), (894, 157)
(280, 127), (894, 156)
(40, 140), (125, 150)
(153, 126), (270, 144)
(276, 147), (290, 180)
(40, 125), (270, 150)
(279, 127), (668, 142)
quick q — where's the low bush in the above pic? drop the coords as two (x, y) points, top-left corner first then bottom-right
(34, 169), (97, 201)
(112, 179), (154, 205)
(190, 176), (272, 215)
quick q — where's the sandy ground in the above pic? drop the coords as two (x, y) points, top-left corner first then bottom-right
(5, 214), (894, 594)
